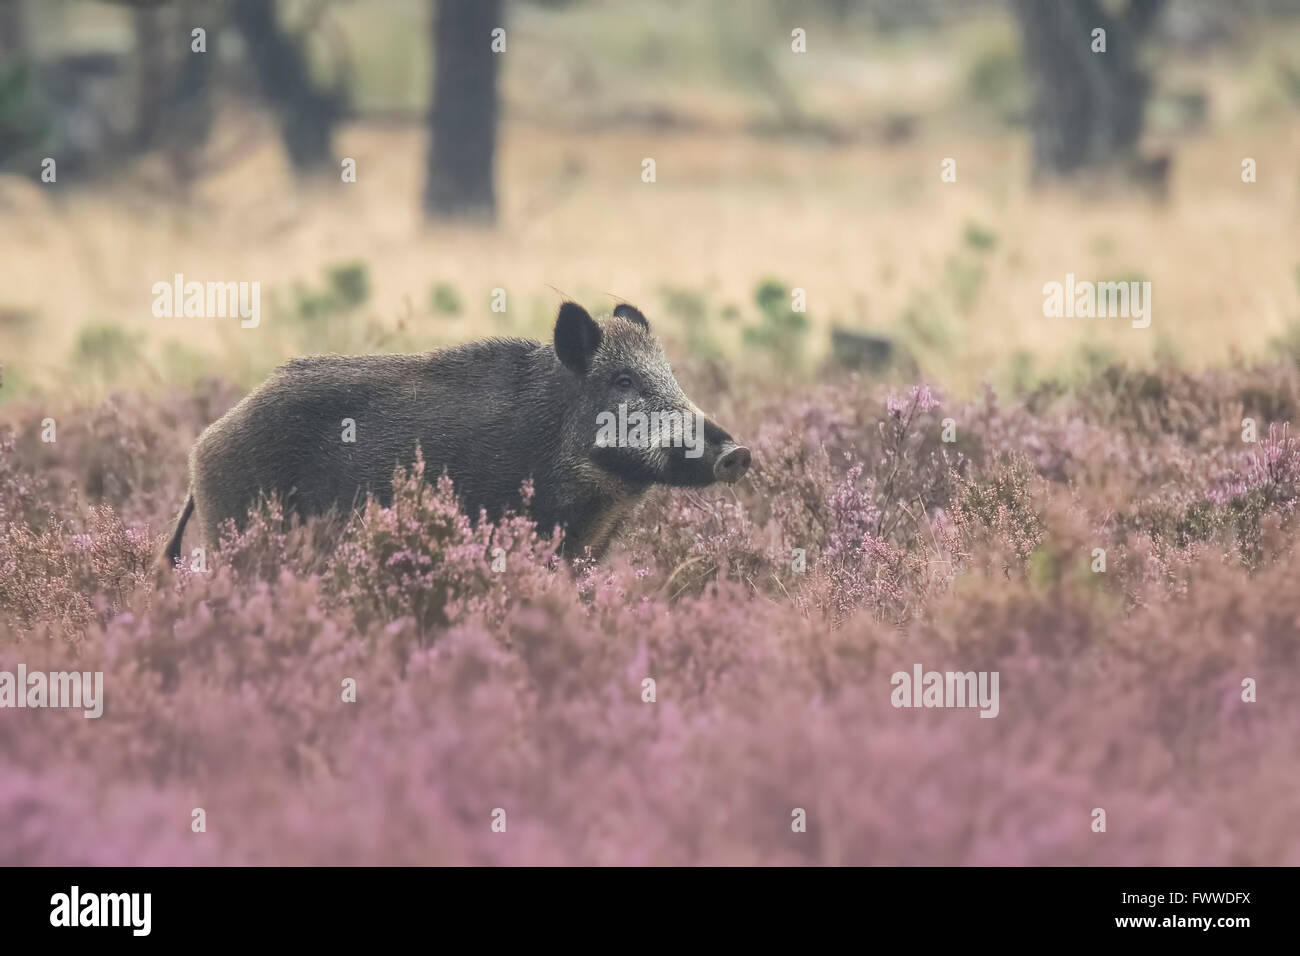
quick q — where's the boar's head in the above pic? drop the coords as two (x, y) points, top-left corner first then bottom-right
(553, 301), (751, 488)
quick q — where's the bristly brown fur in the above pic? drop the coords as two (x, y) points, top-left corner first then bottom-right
(163, 303), (748, 564)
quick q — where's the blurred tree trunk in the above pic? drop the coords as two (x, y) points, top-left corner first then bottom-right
(1010, 0), (1164, 179)
(131, 1), (213, 191)
(229, 0), (338, 174)
(424, 0), (501, 222)
(0, 0), (25, 62)
(132, 6), (167, 147)
(168, 0), (216, 187)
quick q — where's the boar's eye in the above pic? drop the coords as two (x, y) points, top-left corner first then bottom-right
(614, 373), (635, 390)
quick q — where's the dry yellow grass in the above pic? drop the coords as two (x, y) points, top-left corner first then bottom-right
(1, 4), (1298, 405)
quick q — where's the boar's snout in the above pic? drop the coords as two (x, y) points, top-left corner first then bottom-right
(713, 442), (751, 483)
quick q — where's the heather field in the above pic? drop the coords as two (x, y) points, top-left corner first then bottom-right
(3, 356), (1300, 864)
(2, 0), (1300, 870)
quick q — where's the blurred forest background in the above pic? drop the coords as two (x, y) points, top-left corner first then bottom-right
(6, 1), (1300, 869)
(1, 0), (1299, 403)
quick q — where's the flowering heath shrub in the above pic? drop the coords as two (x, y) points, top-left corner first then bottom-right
(2, 361), (1299, 864)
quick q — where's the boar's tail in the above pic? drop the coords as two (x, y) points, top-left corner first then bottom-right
(160, 493), (195, 571)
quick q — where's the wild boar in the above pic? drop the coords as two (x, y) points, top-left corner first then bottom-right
(162, 302), (751, 565)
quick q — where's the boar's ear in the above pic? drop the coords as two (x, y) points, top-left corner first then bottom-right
(613, 303), (650, 331)
(554, 302), (602, 375)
